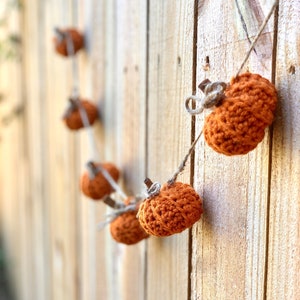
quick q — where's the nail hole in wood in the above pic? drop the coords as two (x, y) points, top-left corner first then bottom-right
(288, 65), (295, 75)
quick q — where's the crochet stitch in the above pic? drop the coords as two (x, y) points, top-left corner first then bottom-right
(203, 73), (277, 155)
(110, 200), (149, 245)
(138, 182), (203, 237)
(81, 163), (119, 200)
(63, 99), (98, 130)
(54, 28), (84, 57)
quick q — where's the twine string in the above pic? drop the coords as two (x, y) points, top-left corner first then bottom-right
(236, 0), (279, 77)
(167, 129), (203, 186)
(96, 164), (128, 200)
(185, 80), (227, 115)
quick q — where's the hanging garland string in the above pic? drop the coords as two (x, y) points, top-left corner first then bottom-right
(235, 0), (279, 77)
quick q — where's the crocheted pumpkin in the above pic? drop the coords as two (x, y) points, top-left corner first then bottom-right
(54, 28), (84, 56)
(63, 99), (98, 130)
(110, 200), (149, 245)
(138, 182), (203, 237)
(203, 73), (277, 155)
(81, 162), (120, 200)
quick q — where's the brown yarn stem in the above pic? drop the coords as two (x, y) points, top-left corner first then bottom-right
(198, 78), (211, 92)
(144, 178), (153, 189)
(103, 196), (125, 209)
(236, 0), (279, 77)
(167, 130), (203, 186)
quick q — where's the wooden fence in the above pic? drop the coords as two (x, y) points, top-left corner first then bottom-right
(0, 0), (299, 299)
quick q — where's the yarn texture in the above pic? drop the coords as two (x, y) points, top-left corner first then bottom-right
(63, 99), (98, 130)
(203, 73), (277, 155)
(138, 182), (203, 237)
(54, 28), (84, 56)
(81, 163), (119, 200)
(110, 201), (149, 245)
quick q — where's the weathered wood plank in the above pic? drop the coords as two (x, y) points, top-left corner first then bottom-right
(267, 2), (300, 299)
(101, 2), (123, 300)
(146, 1), (195, 299)
(76, 0), (109, 299)
(114, 1), (147, 299)
(44, 0), (82, 299)
(192, 1), (275, 299)
(21, 0), (53, 299)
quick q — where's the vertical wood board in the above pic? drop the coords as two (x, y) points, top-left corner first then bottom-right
(267, 1), (300, 299)
(146, 1), (195, 300)
(192, 1), (275, 299)
(114, 1), (148, 300)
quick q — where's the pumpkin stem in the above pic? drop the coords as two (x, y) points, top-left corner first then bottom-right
(103, 196), (124, 209)
(144, 178), (153, 189)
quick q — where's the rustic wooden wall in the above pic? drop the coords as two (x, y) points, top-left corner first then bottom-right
(0, 0), (299, 299)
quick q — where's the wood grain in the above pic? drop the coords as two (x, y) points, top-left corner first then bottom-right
(36, 0), (80, 299)
(192, 1), (275, 299)
(21, 0), (52, 299)
(76, 1), (109, 299)
(146, 1), (195, 299)
(267, 1), (300, 299)
(113, 1), (148, 300)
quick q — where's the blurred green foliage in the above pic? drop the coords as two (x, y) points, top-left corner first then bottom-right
(0, 239), (15, 300)
(0, 0), (22, 61)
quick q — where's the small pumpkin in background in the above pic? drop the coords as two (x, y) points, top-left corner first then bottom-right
(138, 181), (203, 237)
(81, 162), (120, 200)
(53, 27), (84, 57)
(63, 98), (98, 130)
(110, 198), (149, 245)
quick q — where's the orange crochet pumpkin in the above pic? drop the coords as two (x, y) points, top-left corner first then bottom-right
(81, 162), (120, 200)
(63, 99), (98, 130)
(110, 200), (149, 245)
(53, 28), (84, 56)
(138, 182), (203, 237)
(203, 73), (277, 155)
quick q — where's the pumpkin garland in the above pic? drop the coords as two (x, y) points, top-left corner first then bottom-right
(53, 0), (278, 245)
